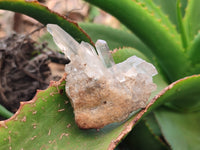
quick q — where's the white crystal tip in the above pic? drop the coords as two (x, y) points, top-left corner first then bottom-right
(46, 24), (56, 33)
(95, 39), (115, 68)
(96, 39), (107, 44)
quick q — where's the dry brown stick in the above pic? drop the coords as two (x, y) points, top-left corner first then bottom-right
(26, 25), (45, 37)
(0, 59), (9, 104)
(21, 67), (48, 84)
(0, 87), (8, 104)
(18, 25), (45, 49)
(66, 3), (87, 17)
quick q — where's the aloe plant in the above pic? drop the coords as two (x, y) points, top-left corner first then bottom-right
(0, 0), (200, 149)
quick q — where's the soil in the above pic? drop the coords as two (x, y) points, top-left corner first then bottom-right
(0, 33), (68, 115)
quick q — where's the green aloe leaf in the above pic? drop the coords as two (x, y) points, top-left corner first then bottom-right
(144, 113), (162, 137)
(38, 33), (60, 52)
(85, 0), (189, 82)
(120, 119), (169, 150)
(155, 107), (200, 150)
(176, 0), (188, 49)
(79, 23), (154, 60)
(184, 0), (200, 42)
(135, 0), (178, 37)
(0, 104), (13, 119)
(0, 0), (93, 45)
(164, 75), (200, 112)
(148, 75), (200, 150)
(146, 75), (200, 113)
(137, 0), (188, 49)
(112, 48), (150, 64)
(152, 0), (187, 31)
(188, 32), (200, 64)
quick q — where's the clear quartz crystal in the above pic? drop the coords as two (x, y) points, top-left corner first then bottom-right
(95, 40), (115, 68)
(47, 24), (158, 129)
(80, 41), (97, 55)
(47, 24), (80, 59)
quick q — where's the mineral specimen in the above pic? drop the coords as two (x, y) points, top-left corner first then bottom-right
(47, 24), (157, 129)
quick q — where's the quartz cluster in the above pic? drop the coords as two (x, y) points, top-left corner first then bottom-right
(47, 24), (157, 129)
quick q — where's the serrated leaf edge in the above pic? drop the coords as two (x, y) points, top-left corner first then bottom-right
(0, 73), (67, 129)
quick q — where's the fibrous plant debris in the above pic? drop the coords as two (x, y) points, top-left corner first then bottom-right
(0, 33), (51, 113)
(47, 24), (157, 129)
(0, 33), (68, 114)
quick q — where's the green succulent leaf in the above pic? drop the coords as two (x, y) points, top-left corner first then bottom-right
(0, 105), (13, 119)
(165, 75), (200, 112)
(150, 75), (200, 150)
(176, 0), (188, 49)
(0, 0), (93, 45)
(184, 0), (200, 42)
(135, 0), (188, 49)
(79, 23), (154, 60)
(38, 33), (60, 52)
(136, 0), (178, 37)
(155, 107), (200, 150)
(120, 119), (169, 150)
(112, 48), (149, 64)
(147, 75), (200, 113)
(84, 0), (189, 82)
(144, 113), (162, 137)
(152, 0), (187, 31)
(188, 32), (200, 64)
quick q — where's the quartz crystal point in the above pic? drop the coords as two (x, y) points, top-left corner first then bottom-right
(47, 24), (79, 59)
(95, 40), (115, 68)
(47, 24), (158, 129)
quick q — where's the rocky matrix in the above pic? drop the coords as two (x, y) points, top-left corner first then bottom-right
(47, 24), (157, 129)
